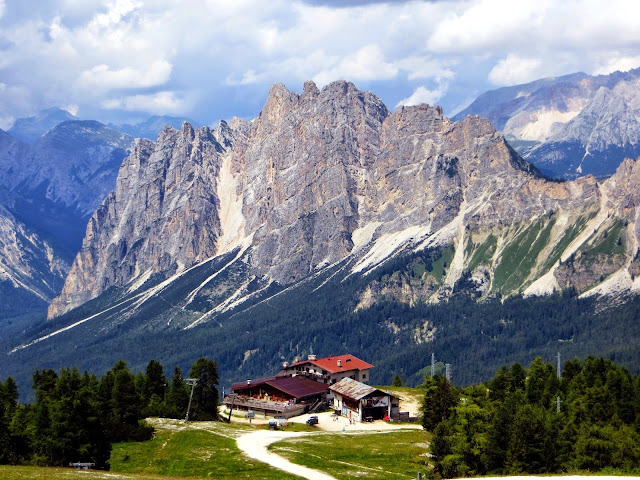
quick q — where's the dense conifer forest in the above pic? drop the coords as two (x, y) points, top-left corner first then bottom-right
(424, 357), (640, 477)
(0, 357), (219, 469)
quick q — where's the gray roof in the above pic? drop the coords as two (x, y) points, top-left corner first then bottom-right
(329, 377), (392, 401)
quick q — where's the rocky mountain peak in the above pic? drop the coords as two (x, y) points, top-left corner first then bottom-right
(47, 80), (640, 321)
(302, 80), (320, 99)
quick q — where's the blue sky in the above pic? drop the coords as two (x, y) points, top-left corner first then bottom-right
(0, 0), (639, 129)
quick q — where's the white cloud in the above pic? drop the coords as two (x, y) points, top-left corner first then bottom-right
(0, 115), (14, 130)
(428, 0), (547, 53)
(488, 54), (544, 86)
(313, 45), (399, 87)
(396, 85), (447, 108)
(593, 55), (640, 76)
(0, 0), (5, 19)
(1, 0), (639, 123)
(63, 103), (79, 116)
(398, 56), (456, 82)
(78, 60), (172, 90)
(101, 91), (187, 114)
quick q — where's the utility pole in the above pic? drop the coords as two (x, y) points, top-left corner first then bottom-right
(445, 363), (451, 382)
(431, 353), (435, 377)
(184, 378), (198, 423)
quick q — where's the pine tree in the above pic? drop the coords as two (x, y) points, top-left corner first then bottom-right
(188, 357), (219, 420)
(144, 360), (167, 403)
(421, 374), (458, 431)
(166, 367), (189, 419)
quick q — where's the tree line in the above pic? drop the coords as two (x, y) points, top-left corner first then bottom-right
(423, 356), (640, 477)
(0, 357), (219, 469)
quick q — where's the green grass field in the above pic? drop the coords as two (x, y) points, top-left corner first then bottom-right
(109, 418), (299, 480)
(270, 429), (429, 480)
(0, 417), (428, 480)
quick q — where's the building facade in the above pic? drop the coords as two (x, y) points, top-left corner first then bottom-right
(278, 354), (373, 386)
(329, 377), (399, 422)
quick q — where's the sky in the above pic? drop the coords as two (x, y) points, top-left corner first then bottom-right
(0, 0), (639, 129)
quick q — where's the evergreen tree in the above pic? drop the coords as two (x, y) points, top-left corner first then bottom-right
(48, 368), (110, 468)
(0, 380), (12, 463)
(188, 357), (219, 420)
(30, 369), (59, 464)
(166, 367), (189, 419)
(392, 375), (404, 387)
(430, 420), (453, 476)
(506, 404), (548, 473)
(421, 374), (458, 431)
(144, 360), (167, 402)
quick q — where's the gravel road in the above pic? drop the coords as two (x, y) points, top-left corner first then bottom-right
(236, 429), (337, 480)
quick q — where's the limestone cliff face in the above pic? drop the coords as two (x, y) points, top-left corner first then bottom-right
(237, 81), (389, 282)
(47, 80), (640, 318)
(48, 124), (228, 316)
(0, 204), (68, 302)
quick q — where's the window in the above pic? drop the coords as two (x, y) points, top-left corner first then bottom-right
(362, 374), (367, 379)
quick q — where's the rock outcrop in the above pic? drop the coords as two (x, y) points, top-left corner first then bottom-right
(50, 80), (637, 319)
(0, 204), (69, 302)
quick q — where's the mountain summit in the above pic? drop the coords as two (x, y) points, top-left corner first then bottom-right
(48, 80), (638, 321)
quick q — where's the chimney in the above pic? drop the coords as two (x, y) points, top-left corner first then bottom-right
(337, 359), (342, 367)
(283, 361), (289, 368)
(308, 354), (317, 360)
(247, 379), (251, 385)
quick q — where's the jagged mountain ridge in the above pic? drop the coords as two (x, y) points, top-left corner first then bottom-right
(0, 121), (135, 319)
(0, 120), (136, 256)
(48, 80), (639, 323)
(109, 115), (200, 141)
(7, 107), (78, 144)
(0, 204), (68, 303)
(453, 68), (640, 179)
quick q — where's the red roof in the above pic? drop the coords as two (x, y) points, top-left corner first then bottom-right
(290, 354), (373, 374)
(231, 375), (328, 400)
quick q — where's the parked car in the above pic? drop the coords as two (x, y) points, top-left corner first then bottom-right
(269, 415), (288, 428)
(306, 415), (319, 426)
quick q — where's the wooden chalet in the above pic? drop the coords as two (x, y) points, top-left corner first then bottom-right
(224, 375), (329, 418)
(329, 377), (400, 422)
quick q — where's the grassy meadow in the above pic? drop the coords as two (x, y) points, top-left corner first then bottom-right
(0, 416), (428, 480)
(270, 429), (429, 480)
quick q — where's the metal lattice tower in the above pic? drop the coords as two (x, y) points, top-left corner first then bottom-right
(445, 363), (451, 382)
(557, 352), (562, 379)
(556, 395), (562, 413)
(431, 352), (435, 377)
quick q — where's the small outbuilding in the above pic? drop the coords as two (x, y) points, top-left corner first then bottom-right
(329, 377), (399, 422)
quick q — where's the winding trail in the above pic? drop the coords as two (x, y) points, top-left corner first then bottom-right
(236, 429), (337, 480)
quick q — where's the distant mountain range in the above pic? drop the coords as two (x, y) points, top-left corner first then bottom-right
(108, 115), (200, 140)
(2, 76), (640, 397)
(8, 107), (78, 144)
(454, 68), (640, 179)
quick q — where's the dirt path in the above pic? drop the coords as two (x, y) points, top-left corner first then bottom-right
(236, 429), (337, 480)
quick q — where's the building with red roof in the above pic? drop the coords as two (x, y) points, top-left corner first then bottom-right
(278, 353), (374, 386)
(225, 375), (330, 418)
